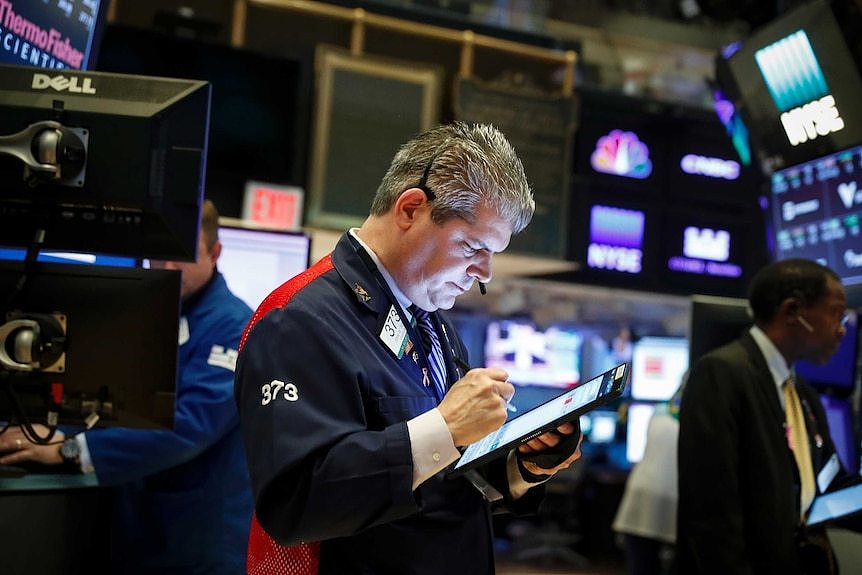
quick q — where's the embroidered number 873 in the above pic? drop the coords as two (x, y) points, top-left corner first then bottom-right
(261, 379), (299, 405)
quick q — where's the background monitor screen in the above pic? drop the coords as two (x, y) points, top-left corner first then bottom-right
(0, 261), (179, 429)
(626, 402), (656, 463)
(819, 394), (858, 475)
(0, 64), (210, 261)
(769, 143), (862, 288)
(712, 84), (753, 167)
(0, 0), (108, 70)
(96, 24), (310, 219)
(715, 0), (862, 169)
(688, 294), (751, 365)
(0, 247), (136, 268)
(216, 223), (311, 310)
(630, 336), (689, 401)
(796, 310), (858, 393)
(582, 409), (618, 444)
(484, 319), (582, 388)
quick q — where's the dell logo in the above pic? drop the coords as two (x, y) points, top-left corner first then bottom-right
(31, 73), (96, 94)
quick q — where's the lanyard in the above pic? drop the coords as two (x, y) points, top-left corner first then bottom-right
(346, 234), (458, 387)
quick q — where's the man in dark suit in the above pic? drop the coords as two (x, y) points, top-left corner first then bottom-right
(677, 258), (855, 574)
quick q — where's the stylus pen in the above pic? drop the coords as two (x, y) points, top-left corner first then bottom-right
(453, 356), (516, 412)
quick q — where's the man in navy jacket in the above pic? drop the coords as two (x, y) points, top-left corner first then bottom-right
(0, 200), (254, 574)
(236, 123), (584, 574)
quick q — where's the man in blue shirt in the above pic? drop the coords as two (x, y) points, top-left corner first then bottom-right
(0, 200), (253, 574)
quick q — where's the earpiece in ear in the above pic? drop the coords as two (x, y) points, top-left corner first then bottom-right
(797, 315), (815, 333)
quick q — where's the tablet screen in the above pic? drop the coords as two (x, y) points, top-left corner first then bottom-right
(448, 362), (629, 478)
(806, 482), (862, 526)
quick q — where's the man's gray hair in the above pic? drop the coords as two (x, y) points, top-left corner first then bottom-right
(370, 122), (535, 234)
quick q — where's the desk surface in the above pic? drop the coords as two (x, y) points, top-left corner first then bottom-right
(0, 471), (98, 492)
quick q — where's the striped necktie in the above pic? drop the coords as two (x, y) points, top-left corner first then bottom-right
(784, 376), (816, 520)
(409, 305), (447, 401)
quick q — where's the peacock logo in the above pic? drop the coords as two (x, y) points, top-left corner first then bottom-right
(590, 129), (653, 179)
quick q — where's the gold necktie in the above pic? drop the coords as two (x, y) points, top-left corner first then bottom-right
(784, 376), (816, 520)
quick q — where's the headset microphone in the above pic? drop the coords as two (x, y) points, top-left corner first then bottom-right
(797, 315), (815, 333)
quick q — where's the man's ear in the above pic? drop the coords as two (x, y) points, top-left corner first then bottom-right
(780, 296), (801, 319)
(209, 239), (222, 263)
(393, 187), (429, 230)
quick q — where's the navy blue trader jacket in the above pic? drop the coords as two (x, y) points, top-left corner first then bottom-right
(236, 233), (542, 575)
(85, 272), (254, 574)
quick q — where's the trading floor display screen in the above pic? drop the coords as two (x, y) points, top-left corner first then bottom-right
(770, 143), (862, 287)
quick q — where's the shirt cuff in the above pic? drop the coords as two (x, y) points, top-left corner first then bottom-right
(407, 408), (460, 490)
(76, 433), (95, 474)
(507, 450), (550, 499)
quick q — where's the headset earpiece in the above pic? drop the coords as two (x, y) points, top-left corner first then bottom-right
(797, 315), (815, 333)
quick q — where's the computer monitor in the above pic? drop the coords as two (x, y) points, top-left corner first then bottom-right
(768, 143), (862, 290)
(0, 246), (136, 268)
(96, 23), (310, 219)
(216, 223), (311, 310)
(582, 409), (618, 444)
(630, 336), (689, 401)
(819, 395), (858, 475)
(0, 64), (210, 261)
(715, 0), (862, 170)
(484, 319), (582, 388)
(626, 402), (656, 464)
(0, 261), (180, 430)
(0, 1), (109, 70)
(688, 294), (752, 365)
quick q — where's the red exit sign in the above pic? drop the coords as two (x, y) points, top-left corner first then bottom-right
(243, 182), (304, 230)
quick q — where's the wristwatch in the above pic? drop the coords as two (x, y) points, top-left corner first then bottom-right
(59, 437), (81, 471)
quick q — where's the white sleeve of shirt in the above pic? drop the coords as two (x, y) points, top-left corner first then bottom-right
(406, 408), (460, 490)
(406, 408), (547, 498)
(506, 450), (550, 499)
(76, 433), (95, 474)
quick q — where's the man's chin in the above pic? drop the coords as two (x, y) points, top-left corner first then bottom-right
(429, 296), (457, 311)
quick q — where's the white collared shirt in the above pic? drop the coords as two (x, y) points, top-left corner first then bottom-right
(347, 229), (539, 497)
(749, 325), (792, 410)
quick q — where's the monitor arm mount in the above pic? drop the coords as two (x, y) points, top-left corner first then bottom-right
(0, 312), (66, 374)
(0, 101), (88, 187)
(0, 312), (67, 444)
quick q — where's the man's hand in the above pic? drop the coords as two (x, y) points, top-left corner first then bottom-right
(0, 424), (65, 466)
(437, 367), (513, 447)
(516, 421), (583, 478)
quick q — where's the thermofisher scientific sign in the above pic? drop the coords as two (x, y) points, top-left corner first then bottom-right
(771, 144), (862, 287)
(0, 0), (103, 69)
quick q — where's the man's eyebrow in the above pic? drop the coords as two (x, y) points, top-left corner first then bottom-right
(466, 238), (497, 253)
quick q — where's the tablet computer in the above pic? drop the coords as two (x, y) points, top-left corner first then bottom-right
(806, 482), (862, 527)
(447, 362), (630, 479)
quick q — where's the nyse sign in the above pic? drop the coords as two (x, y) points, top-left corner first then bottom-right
(587, 205), (645, 274)
(780, 94), (844, 147)
(588, 244), (642, 274)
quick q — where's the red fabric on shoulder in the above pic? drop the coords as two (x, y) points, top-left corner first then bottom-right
(239, 254), (334, 352)
(241, 254), (334, 574)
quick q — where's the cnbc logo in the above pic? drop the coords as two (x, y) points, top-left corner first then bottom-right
(755, 30), (844, 147)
